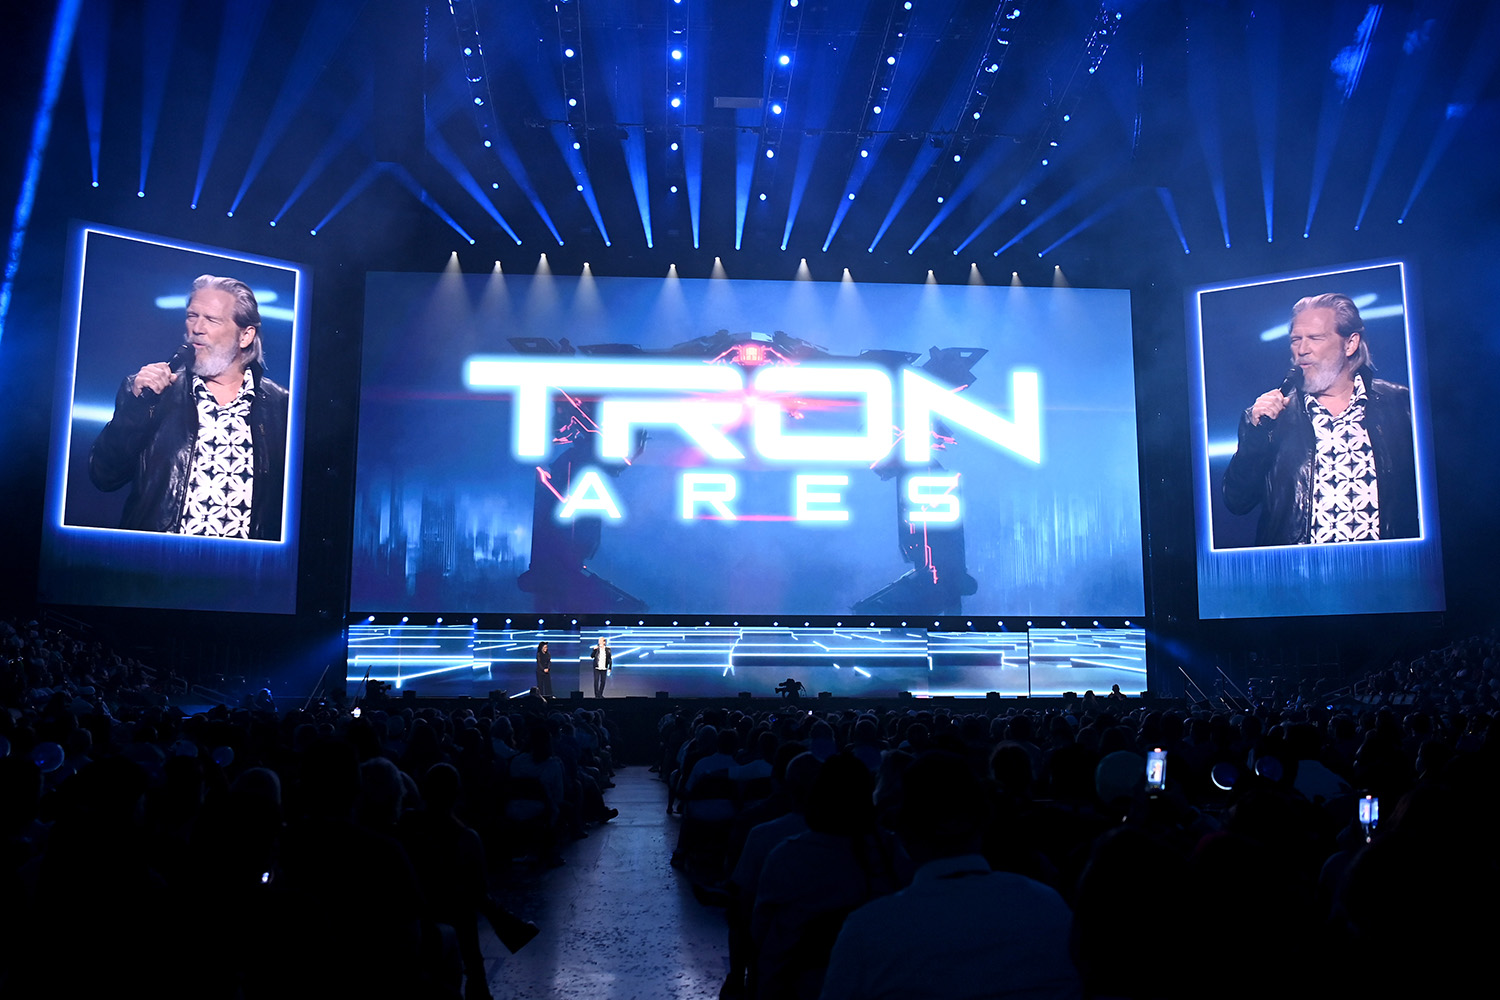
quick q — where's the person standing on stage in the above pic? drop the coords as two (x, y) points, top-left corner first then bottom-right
(592, 638), (612, 698)
(535, 641), (553, 698)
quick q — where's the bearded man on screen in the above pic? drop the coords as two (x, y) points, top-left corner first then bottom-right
(90, 274), (289, 540)
(1222, 292), (1417, 547)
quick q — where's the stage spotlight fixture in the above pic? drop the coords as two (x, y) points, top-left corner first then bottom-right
(567, 98), (577, 107)
(670, 97), (681, 107)
(1063, 114), (1070, 121)
(1026, 620), (1032, 627)
(1020, 198), (1027, 205)
(705, 620), (710, 625)
(538, 618), (545, 624)
(873, 105), (882, 114)
(973, 112), (981, 119)
(463, 47), (472, 55)
(778, 54), (790, 66)
(638, 620), (645, 625)
(953, 154), (961, 162)
(933, 620), (939, 626)
(226, 211), (233, 217)
(436, 617), (443, 624)
(491, 183), (498, 189)
(804, 621), (810, 626)
(310, 230), (317, 235)
(734, 621), (739, 626)
(772, 103), (783, 114)
(847, 192), (855, 199)
(937, 196), (944, 203)
(1041, 159), (1049, 166)
(572, 619), (578, 625)
(1049, 141), (1057, 147)
(766, 149), (775, 158)
(576, 184), (583, 191)
(860, 149), (868, 157)
(773, 621), (779, 626)
(1124, 620), (1131, 626)
(471, 618), (478, 624)
(671, 185), (679, 193)
(1061, 621), (1066, 626)
(366, 615), (375, 622)
(671, 49), (683, 60)
(673, 621), (679, 625)
(670, 141), (679, 150)
(573, 141), (581, 149)
(967, 620), (972, 626)
(1093, 620), (1100, 626)
(474, 97), (484, 105)
(401, 616), (409, 623)
(505, 618), (512, 624)
(886, 56), (895, 64)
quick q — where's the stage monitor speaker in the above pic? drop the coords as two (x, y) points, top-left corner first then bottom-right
(1062, 691), (1077, 700)
(738, 692), (753, 699)
(402, 689), (416, 701)
(570, 691), (584, 702)
(986, 691), (1000, 700)
(656, 691), (669, 699)
(817, 691), (832, 699)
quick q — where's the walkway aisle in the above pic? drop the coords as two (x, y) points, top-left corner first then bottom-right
(481, 769), (730, 999)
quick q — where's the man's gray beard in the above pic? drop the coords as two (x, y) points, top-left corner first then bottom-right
(1299, 358), (1349, 396)
(192, 342), (241, 378)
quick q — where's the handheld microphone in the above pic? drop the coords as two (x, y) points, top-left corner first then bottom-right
(140, 345), (196, 400)
(1278, 366), (1303, 397)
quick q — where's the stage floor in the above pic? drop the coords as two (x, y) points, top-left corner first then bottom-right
(346, 624), (1147, 701)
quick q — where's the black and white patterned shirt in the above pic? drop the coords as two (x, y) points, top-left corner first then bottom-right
(1306, 374), (1379, 543)
(178, 369), (255, 538)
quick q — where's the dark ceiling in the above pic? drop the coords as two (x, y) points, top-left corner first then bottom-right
(5, 0), (1499, 283)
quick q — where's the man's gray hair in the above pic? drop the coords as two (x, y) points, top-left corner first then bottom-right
(1290, 292), (1373, 371)
(191, 274), (264, 367)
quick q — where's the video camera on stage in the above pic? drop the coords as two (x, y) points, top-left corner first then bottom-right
(775, 677), (805, 699)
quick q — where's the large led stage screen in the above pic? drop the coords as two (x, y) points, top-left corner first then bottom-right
(1188, 262), (1443, 619)
(353, 273), (1144, 617)
(39, 226), (307, 613)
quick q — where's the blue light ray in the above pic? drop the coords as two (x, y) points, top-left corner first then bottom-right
(1154, 187), (1191, 254)
(992, 167), (1112, 256)
(483, 130), (564, 246)
(1354, 11), (1441, 230)
(1398, 5), (1500, 222)
(953, 166), (1043, 257)
(426, 128), (522, 244)
(908, 139), (1014, 254)
(0, 0), (82, 346)
(384, 164), (476, 244)
(1035, 188), (1137, 257)
(1245, 3), (1280, 242)
(76, 0), (110, 188)
(191, 0), (271, 210)
(780, 131), (822, 251)
(229, 0), (363, 214)
(549, 125), (611, 247)
(869, 144), (941, 252)
(735, 129), (758, 251)
(139, 0), (184, 195)
(1187, 18), (1231, 248)
(272, 81), (370, 225)
(684, 128), (703, 250)
(309, 163), (381, 235)
(624, 128), (654, 249)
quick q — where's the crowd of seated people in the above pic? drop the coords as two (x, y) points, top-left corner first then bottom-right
(655, 632), (1499, 1000)
(0, 617), (619, 1000)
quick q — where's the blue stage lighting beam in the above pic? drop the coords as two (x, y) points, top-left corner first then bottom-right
(1036, 188), (1137, 258)
(309, 163), (381, 234)
(908, 138), (1014, 254)
(550, 125), (611, 247)
(624, 129), (654, 249)
(385, 164), (476, 244)
(1154, 187), (1191, 254)
(685, 128), (703, 250)
(229, 0), (363, 214)
(272, 82), (371, 225)
(1398, 5), (1500, 223)
(992, 167), (1111, 257)
(735, 130), (758, 251)
(951, 163), (1043, 257)
(426, 128), (522, 244)
(1187, 18), (1231, 248)
(77, 0), (111, 188)
(1354, 11), (1441, 230)
(0, 0), (82, 347)
(1303, 8), (1378, 237)
(191, 0), (271, 210)
(1245, 3), (1280, 242)
(869, 144), (941, 252)
(139, 0), (184, 196)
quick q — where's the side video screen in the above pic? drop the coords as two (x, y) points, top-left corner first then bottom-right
(39, 226), (307, 613)
(1188, 261), (1443, 618)
(353, 272), (1145, 618)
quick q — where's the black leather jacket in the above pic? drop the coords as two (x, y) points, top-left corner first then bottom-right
(1222, 369), (1418, 546)
(88, 365), (289, 539)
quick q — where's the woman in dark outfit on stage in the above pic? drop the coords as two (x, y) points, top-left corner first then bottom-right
(535, 642), (553, 698)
